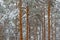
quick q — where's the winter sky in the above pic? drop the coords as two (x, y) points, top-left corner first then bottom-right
(57, 0), (60, 2)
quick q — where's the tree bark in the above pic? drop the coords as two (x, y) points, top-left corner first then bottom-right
(48, 0), (51, 40)
(19, 0), (23, 40)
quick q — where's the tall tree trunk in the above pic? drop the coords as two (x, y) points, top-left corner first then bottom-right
(19, 0), (23, 40)
(26, 4), (29, 40)
(48, 0), (51, 40)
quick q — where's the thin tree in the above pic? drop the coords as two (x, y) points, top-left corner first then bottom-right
(26, 3), (29, 40)
(48, 0), (51, 40)
(19, 0), (23, 40)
